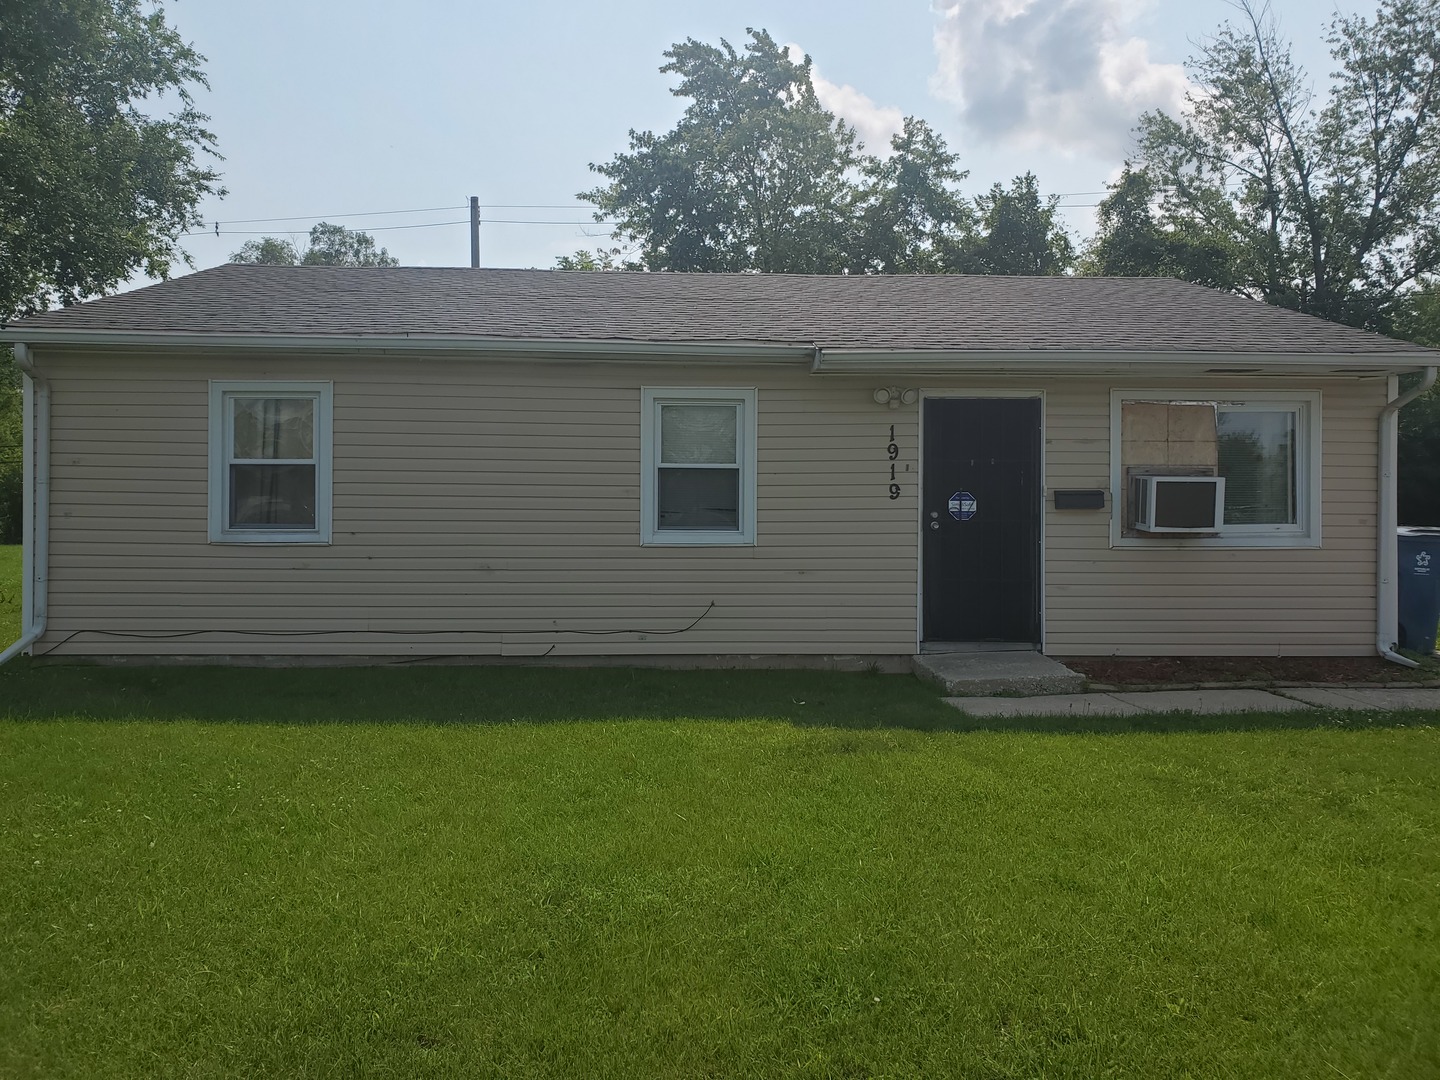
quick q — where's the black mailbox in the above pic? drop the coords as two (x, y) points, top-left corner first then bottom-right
(1054, 489), (1107, 510)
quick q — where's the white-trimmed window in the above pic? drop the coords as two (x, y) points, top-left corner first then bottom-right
(209, 381), (333, 543)
(641, 387), (757, 545)
(1110, 390), (1321, 548)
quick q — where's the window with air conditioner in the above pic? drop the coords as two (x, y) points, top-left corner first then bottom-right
(1110, 391), (1320, 548)
(1131, 475), (1226, 533)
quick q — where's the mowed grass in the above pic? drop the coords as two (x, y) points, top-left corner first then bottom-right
(0, 545), (19, 647)
(1, 659), (1438, 1079)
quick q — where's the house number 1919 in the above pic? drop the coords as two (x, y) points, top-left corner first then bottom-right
(887, 425), (901, 499)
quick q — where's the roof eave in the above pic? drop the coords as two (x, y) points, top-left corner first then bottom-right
(812, 348), (1430, 376)
(1, 329), (1428, 375)
(0, 328), (818, 363)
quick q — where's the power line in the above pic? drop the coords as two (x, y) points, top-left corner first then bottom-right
(477, 218), (613, 225)
(184, 219), (465, 237)
(207, 202), (595, 227)
(186, 218), (616, 237)
(201, 177), (1252, 231)
(210, 204), (464, 225)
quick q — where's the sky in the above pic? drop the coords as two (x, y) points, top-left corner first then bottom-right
(152, 0), (1361, 282)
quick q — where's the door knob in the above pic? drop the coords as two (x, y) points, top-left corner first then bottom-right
(929, 521), (940, 530)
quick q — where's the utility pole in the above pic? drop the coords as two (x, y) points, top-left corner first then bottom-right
(469, 196), (480, 268)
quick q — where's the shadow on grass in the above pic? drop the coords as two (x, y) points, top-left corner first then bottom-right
(0, 659), (1433, 734)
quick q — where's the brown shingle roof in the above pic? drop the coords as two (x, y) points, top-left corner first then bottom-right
(7, 264), (1434, 356)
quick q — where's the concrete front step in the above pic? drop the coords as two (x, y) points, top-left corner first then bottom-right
(914, 650), (1085, 697)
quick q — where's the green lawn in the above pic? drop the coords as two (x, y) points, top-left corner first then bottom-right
(2, 549), (1439, 1076)
(1, 660), (1438, 1078)
(0, 545), (18, 647)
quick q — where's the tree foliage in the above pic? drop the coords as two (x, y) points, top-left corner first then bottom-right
(227, 237), (301, 266)
(554, 247), (633, 272)
(1, 0), (224, 543)
(849, 118), (974, 274)
(1396, 284), (1440, 524)
(581, 30), (863, 273)
(1398, 382), (1440, 524)
(1080, 166), (1237, 286)
(965, 173), (1073, 276)
(229, 223), (399, 267)
(0, 0), (223, 319)
(577, 29), (1073, 278)
(1102, 0), (1440, 333)
(1080, 0), (1440, 523)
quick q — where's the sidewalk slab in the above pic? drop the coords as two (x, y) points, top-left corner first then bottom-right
(916, 651), (1085, 696)
(944, 688), (1315, 718)
(944, 693), (1145, 717)
(1110, 689), (1312, 714)
(1278, 687), (1440, 710)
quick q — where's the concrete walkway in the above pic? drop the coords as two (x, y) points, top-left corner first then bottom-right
(945, 686), (1440, 717)
(1276, 687), (1440, 710)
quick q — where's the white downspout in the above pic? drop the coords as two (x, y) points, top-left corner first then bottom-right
(1377, 365), (1438, 667)
(0, 343), (48, 666)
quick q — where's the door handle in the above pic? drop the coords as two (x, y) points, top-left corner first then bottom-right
(929, 521), (940, 530)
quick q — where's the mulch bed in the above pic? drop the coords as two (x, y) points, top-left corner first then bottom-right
(1060, 655), (1435, 687)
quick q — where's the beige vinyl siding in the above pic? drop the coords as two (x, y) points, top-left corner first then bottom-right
(38, 353), (920, 657)
(33, 352), (1387, 659)
(1035, 376), (1385, 656)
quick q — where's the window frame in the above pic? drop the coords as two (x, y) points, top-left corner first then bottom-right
(1108, 389), (1322, 549)
(640, 386), (757, 546)
(208, 380), (334, 544)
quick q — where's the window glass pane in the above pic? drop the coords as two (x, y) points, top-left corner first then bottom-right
(229, 464), (317, 528)
(658, 467), (739, 530)
(1217, 410), (1297, 524)
(660, 404), (738, 465)
(233, 397), (315, 460)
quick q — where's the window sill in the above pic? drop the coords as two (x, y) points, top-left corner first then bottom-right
(642, 532), (755, 547)
(209, 533), (332, 545)
(1111, 533), (1320, 550)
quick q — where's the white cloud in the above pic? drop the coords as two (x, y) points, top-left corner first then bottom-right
(785, 44), (905, 153)
(929, 0), (1188, 159)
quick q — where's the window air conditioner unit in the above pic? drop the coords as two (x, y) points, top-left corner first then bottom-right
(1131, 474), (1225, 534)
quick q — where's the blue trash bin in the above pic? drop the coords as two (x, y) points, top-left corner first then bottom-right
(1398, 527), (1440, 655)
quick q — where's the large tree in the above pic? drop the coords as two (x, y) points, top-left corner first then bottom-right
(580, 29), (865, 273)
(1080, 166), (1238, 287)
(849, 118), (974, 275)
(0, 0), (223, 319)
(1395, 284), (1440, 524)
(1, 0), (223, 543)
(229, 223), (399, 267)
(1116, 0), (1440, 333)
(963, 173), (1074, 276)
(1092, 0), (1440, 524)
(579, 30), (1031, 276)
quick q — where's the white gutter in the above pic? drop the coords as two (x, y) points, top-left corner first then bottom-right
(0, 328), (818, 362)
(813, 347), (1430, 376)
(0, 343), (49, 666)
(1377, 365), (1438, 668)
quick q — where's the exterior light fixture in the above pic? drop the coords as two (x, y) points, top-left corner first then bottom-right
(873, 387), (919, 409)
